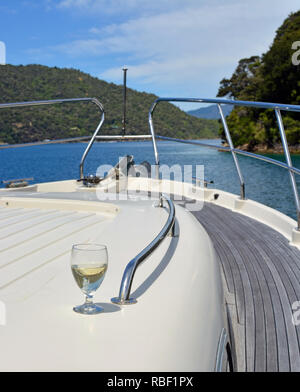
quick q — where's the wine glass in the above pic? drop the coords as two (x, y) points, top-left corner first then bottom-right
(71, 244), (108, 315)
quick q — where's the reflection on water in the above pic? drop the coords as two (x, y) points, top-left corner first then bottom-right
(0, 139), (299, 220)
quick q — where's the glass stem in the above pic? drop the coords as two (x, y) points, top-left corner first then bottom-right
(85, 294), (93, 305)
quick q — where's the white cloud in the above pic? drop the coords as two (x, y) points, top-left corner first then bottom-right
(56, 0), (206, 15)
(55, 2), (277, 58)
(101, 55), (235, 86)
(44, 0), (300, 104)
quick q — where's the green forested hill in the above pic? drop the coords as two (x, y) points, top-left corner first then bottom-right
(217, 10), (300, 152)
(0, 64), (218, 144)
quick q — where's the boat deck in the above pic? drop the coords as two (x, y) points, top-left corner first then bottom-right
(0, 205), (110, 293)
(2, 188), (300, 371)
(0, 193), (225, 372)
(192, 202), (300, 372)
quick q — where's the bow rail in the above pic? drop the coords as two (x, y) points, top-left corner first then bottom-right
(0, 97), (105, 179)
(148, 97), (300, 230)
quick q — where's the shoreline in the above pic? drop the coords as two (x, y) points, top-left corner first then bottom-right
(1, 138), (299, 155)
(220, 142), (300, 155)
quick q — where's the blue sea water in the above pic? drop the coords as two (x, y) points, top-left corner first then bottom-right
(0, 139), (299, 220)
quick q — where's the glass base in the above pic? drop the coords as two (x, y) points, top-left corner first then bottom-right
(73, 302), (104, 315)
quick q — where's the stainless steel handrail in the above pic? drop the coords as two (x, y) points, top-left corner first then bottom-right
(95, 135), (152, 141)
(0, 134), (152, 149)
(0, 135), (92, 149)
(156, 136), (300, 175)
(149, 97), (300, 230)
(111, 195), (175, 305)
(0, 98), (105, 179)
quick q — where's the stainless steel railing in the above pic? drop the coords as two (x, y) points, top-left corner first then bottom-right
(149, 97), (300, 230)
(0, 98), (105, 179)
(111, 195), (175, 305)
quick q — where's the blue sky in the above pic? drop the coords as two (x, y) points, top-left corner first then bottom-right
(0, 0), (299, 110)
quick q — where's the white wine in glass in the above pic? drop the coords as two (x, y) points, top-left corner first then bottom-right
(71, 244), (108, 314)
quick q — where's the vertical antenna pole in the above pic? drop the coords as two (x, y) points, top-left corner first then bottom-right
(122, 67), (128, 136)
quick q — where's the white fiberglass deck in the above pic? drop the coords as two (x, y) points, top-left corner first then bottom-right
(0, 193), (223, 372)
